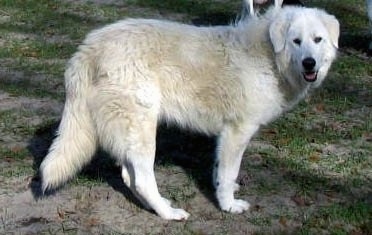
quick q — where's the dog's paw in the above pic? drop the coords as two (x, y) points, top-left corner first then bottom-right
(159, 208), (190, 221)
(221, 199), (250, 214)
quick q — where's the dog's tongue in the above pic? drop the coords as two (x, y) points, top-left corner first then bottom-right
(304, 72), (317, 82)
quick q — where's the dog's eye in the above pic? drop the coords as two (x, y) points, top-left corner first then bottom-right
(293, 38), (301, 46)
(314, 37), (322, 43)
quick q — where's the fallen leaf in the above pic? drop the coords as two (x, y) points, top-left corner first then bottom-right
(291, 195), (306, 206)
(363, 132), (372, 142)
(86, 217), (100, 226)
(278, 138), (291, 146)
(349, 229), (364, 235)
(10, 146), (23, 153)
(308, 152), (320, 162)
(314, 103), (325, 113)
(57, 207), (65, 220)
(279, 216), (287, 227)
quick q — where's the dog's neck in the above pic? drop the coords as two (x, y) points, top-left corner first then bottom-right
(279, 73), (312, 110)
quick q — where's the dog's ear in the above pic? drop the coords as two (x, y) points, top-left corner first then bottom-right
(269, 15), (289, 53)
(319, 12), (340, 48)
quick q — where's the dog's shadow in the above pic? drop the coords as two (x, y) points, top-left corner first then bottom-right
(28, 121), (217, 210)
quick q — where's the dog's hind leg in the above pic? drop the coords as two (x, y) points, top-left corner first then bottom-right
(92, 89), (189, 220)
(121, 163), (172, 210)
(125, 144), (190, 220)
(121, 117), (189, 220)
(214, 123), (259, 213)
(120, 164), (152, 209)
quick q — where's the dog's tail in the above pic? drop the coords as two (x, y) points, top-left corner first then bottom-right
(40, 50), (97, 192)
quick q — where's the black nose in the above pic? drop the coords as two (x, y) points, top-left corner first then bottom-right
(302, 57), (316, 71)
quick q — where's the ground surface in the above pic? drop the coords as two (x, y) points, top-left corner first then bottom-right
(0, 0), (371, 234)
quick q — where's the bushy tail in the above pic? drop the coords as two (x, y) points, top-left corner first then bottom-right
(40, 52), (97, 192)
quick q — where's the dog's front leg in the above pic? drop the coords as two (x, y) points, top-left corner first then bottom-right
(214, 123), (259, 213)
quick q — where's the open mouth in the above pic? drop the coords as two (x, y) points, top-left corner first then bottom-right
(302, 71), (318, 82)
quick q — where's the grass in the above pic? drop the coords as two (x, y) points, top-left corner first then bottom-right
(0, 146), (34, 178)
(300, 202), (372, 234)
(0, 109), (54, 138)
(136, 0), (240, 16)
(0, 0), (371, 234)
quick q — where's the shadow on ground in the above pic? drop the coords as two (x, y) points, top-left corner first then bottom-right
(27, 121), (218, 211)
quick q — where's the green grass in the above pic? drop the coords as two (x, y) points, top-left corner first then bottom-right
(300, 202), (372, 234)
(0, 109), (57, 138)
(0, 71), (64, 99)
(0, 0), (119, 38)
(247, 215), (272, 226)
(136, 0), (240, 16)
(0, 146), (30, 161)
(0, 147), (33, 177)
(0, 0), (371, 234)
(0, 110), (35, 137)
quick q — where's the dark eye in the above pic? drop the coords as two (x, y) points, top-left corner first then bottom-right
(314, 37), (322, 43)
(293, 38), (301, 45)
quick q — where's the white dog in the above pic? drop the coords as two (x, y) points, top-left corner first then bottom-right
(40, 6), (339, 220)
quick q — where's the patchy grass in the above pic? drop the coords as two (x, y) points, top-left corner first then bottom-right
(0, 0), (371, 234)
(300, 202), (372, 234)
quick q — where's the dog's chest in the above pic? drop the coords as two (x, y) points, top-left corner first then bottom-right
(241, 72), (286, 125)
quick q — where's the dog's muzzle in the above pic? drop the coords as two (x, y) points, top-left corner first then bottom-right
(302, 57), (318, 82)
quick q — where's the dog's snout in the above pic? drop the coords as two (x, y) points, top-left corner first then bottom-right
(302, 57), (316, 70)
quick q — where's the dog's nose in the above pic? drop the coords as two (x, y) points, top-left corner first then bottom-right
(302, 57), (316, 71)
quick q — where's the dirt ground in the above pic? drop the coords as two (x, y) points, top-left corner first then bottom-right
(0, 0), (371, 234)
(0, 86), (289, 234)
(0, 91), (300, 234)
(1, 70), (369, 234)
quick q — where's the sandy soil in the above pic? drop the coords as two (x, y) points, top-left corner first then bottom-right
(1, 0), (371, 234)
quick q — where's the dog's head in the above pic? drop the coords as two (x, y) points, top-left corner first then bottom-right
(269, 6), (339, 88)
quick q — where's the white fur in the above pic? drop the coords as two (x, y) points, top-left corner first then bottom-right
(40, 6), (339, 220)
(367, 0), (372, 50)
(242, 0), (283, 16)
